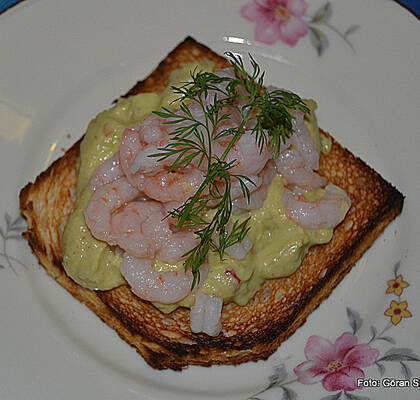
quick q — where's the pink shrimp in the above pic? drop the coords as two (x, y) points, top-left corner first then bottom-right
(84, 177), (139, 245)
(211, 67), (235, 93)
(120, 253), (209, 304)
(162, 201), (183, 226)
(111, 200), (199, 261)
(274, 149), (326, 191)
(118, 126), (146, 191)
(183, 72), (263, 174)
(289, 109), (319, 170)
(118, 118), (174, 191)
(282, 184), (350, 229)
(195, 67), (236, 109)
(143, 166), (205, 203)
(119, 115), (179, 181)
(129, 115), (178, 174)
(111, 201), (172, 258)
(189, 101), (243, 138)
(181, 101), (244, 171)
(90, 152), (124, 192)
(220, 130), (270, 176)
(206, 174), (262, 209)
(232, 160), (276, 213)
(230, 174), (261, 200)
(119, 115), (207, 203)
(210, 67), (252, 109)
(158, 230), (199, 264)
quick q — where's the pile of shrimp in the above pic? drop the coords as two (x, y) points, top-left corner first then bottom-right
(84, 68), (350, 337)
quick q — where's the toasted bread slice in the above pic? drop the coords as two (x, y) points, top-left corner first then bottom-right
(19, 37), (404, 370)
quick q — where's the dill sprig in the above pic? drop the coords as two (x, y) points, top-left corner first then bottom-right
(151, 53), (308, 287)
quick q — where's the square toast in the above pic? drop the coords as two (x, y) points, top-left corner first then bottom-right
(19, 37), (404, 370)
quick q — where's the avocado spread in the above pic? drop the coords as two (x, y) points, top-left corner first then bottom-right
(62, 62), (344, 310)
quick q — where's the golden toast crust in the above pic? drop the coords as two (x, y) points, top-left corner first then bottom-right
(19, 37), (404, 370)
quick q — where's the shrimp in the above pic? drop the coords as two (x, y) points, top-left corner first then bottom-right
(90, 152), (124, 192)
(118, 126), (146, 191)
(190, 290), (223, 336)
(211, 67), (235, 94)
(119, 117), (207, 203)
(232, 186), (267, 214)
(111, 201), (172, 258)
(232, 160), (276, 213)
(143, 166), (205, 203)
(118, 118), (176, 192)
(129, 115), (179, 175)
(266, 87), (319, 170)
(206, 174), (262, 209)
(120, 115), (185, 178)
(282, 184), (350, 229)
(214, 106), (243, 138)
(274, 149), (326, 191)
(162, 201), (183, 226)
(184, 73), (263, 174)
(196, 67), (237, 108)
(111, 198), (199, 261)
(84, 177), (139, 245)
(158, 230), (199, 264)
(325, 183), (351, 205)
(221, 130), (270, 176)
(264, 89), (320, 172)
(269, 103), (325, 191)
(182, 101), (243, 170)
(211, 67), (251, 108)
(289, 109), (319, 170)
(230, 175), (261, 200)
(120, 253), (209, 304)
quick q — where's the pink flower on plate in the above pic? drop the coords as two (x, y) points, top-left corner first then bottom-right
(240, 0), (308, 46)
(294, 332), (379, 392)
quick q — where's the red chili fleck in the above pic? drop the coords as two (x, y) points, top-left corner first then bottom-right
(225, 268), (241, 284)
(103, 123), (114, 137)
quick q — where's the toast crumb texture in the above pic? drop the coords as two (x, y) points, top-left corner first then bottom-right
(19, 37), (404, 370)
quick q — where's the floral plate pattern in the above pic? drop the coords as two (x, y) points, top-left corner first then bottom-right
(0, 213), (27, 274)
(248, 262), (419, 399)
(240, 1), (359, 56)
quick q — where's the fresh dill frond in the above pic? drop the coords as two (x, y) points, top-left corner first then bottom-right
(151, 53), (308, 287)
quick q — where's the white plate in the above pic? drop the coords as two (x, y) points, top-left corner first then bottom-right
(1, 1), (419, 399)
